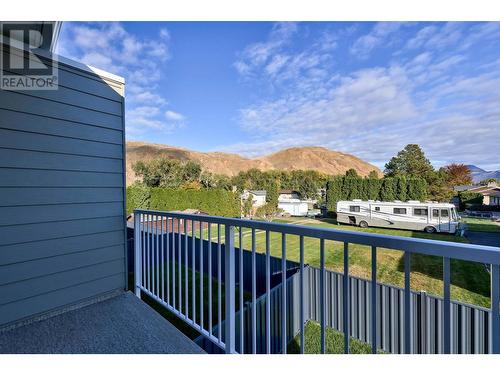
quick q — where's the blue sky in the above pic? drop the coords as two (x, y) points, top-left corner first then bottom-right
(58, 22), (500, 170)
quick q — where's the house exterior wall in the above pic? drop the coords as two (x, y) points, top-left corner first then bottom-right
(0, 44), (126, 327)
(278, 200), (309, 216)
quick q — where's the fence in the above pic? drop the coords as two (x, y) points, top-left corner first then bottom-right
(133, 209), (500, 354)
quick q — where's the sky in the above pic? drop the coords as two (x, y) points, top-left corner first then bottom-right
(58, 22), (500, 170)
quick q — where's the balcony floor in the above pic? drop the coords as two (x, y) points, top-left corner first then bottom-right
(0, 291), (205, 354)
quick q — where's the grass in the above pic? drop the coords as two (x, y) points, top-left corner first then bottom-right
(462, 217), (500, 233)
(288, 321), (379, 354)
(186, 216), (490, 307)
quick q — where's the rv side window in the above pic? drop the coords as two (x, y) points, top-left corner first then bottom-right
(374, 207), (380, 211)
(413, 208), (428, 216)
(441, 209), (449, 217)
(432, 209), (439, 218)
(349, 205), (360, 212)
(393, 207), (407, 215)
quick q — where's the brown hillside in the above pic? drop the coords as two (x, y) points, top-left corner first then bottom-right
(126, 141), (381, 185)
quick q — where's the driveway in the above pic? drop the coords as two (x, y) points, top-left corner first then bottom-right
(466, 231), (500, 247)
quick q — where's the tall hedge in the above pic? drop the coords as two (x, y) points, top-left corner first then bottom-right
(326, 176), (428, 213)
(127, 185), (240, 217)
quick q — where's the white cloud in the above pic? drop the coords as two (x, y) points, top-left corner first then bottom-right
(165, 110), (186, 121)
(233, 22), (298, 77)
(58, 22), (179, 138)
(350, 22), (406, 58)
(225, 22), (500, 169)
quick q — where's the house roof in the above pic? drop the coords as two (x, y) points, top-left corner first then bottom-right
(483, 190), (500, 197)
(279, 189), (299, 195)
(247, 190), (266, 196)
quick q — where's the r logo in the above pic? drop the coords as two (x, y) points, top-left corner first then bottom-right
(1, 22), (58, 90)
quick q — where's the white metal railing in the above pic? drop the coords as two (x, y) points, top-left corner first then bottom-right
(133, 209), (500, 354)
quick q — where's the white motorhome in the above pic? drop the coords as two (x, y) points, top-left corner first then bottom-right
(336, 200), (460, 234)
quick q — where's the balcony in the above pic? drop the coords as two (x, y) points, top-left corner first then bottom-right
(0, 289), (204, 354)
(133, 209), (500, 354)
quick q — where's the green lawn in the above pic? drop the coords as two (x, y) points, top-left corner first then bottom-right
(188, 216), (490, 307)
(462, 217), (500, 233)
(288, 321), (378, 354)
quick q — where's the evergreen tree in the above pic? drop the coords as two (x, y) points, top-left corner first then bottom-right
(396, 176), (407, 201)
(379, 178), (396, 201)
(326, 176), (344, 213)
(266, 181), (279, 208)
(384, 144), (434, 179)
(367, 178), (382, 200)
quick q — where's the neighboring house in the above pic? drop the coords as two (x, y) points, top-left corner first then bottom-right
(456, 182), (500, 206)
(278, 198), (309, 216)
(240, 190), (267, 216)
(483, 190), (500, 206)
(278, 189), (300, 200)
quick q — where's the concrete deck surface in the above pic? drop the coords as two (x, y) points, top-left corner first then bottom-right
(0, 291), (205, 354)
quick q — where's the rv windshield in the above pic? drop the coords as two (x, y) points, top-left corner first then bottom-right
(451, 207), (459, 221)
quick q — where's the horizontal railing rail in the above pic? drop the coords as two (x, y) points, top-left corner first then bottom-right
(133, 209), (500, 354)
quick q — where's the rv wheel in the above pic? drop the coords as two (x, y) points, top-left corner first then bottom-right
(359, 220), (368, 228)
(424, 226), (436, 234)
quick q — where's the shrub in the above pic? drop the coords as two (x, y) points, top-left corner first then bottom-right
(458, 191), (483, 210)
(126, 183), (151, 215)
(126, 186), (240, 217)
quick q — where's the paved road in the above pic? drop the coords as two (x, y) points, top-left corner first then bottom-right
(466, 231), (500, 247)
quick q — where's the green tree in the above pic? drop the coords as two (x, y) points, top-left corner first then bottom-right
(133, 158), (202, 188)
(345, 168), (359, 178)
(266, 181), (279, 207)
(242, 193), (254, 218)
(426, 170), (453, 202)
(379, 178), (396, 201)
(367, 178), (382, 200)
(407, 178), (428, 201)
(255, 203), (282, 221)
(326, 176), (344, 213)
(396, 176), (407, 201)
(368, 170), (379, 179)
(384, 144), (434, 179)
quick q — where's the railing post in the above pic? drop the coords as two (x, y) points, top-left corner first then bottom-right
(491, 264), (500, 354)
(134, 211), (142, 298)
(225, 224), (236, 354)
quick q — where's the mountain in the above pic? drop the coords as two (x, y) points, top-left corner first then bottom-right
(466, 165), (500, 183)
(126, 141), (382, 186)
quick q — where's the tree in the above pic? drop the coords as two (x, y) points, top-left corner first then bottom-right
(442, 163), (473, 187)
(345, 168), (359, 178)
(426, 170), (453, 202)
(326, 176), (344, 213)
(379, 178), (396, 201)
(255, 203), (282, 221)
(407, 178), (427, 201)
(242, 193), (254, 218)
(133, 158), (202, 188)
(396, 176), (407, 201)
(367, 177), (382, 200)
(368, 170), (379, 179)
(266, 181), (279, 207)
(384, 144), (434, 179)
